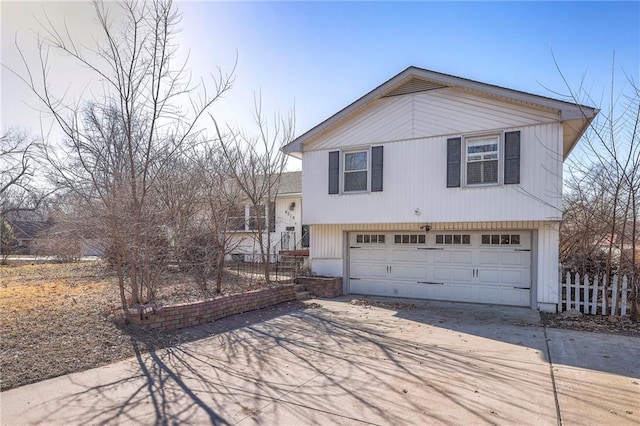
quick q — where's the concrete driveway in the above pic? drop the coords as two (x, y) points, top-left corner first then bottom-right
(1, 297), (638, 425)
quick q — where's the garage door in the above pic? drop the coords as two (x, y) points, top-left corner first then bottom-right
(349, 231), (531, 306)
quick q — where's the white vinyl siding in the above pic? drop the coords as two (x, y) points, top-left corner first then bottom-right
(304, 87), (559, 152)
(303, 123), (563, 225)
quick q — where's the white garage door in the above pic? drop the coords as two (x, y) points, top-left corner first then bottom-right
(349, 231), (531, 306)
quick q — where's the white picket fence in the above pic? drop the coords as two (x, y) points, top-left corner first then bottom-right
(561, 272), (634, 316)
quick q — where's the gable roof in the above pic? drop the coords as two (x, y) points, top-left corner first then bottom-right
(282, 66), (598, 159)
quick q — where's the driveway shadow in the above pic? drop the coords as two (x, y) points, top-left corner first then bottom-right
(6, 296), (639, 425)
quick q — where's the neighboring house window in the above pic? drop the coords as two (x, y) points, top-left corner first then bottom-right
(232, 202), (276, 232)
(229, 205), (246, 231)
(344, 150), (368, 192)
(466, 135), (499, 185)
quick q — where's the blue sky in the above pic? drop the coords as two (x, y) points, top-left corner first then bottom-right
(2, 1), (638, 168)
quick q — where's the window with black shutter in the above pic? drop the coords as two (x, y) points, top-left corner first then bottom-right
(504, 131), (521, 185)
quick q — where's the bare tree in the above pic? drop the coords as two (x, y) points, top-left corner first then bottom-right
(215, 96), (294, 282)
(557, 56), (640, 320)
(6, 0), (233, 314)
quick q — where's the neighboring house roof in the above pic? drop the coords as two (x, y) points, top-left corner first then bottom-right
(9, 220), (52, 240)
(282, 66), (598, 159)
(277, 171), (301, 196)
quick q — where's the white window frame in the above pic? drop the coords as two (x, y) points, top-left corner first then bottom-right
(342, 149), (369, 193)
(464, 134), (501, 187)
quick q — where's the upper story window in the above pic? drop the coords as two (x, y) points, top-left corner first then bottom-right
(466, 135), (499, 185)
(344, 151), (368, 192)
(329, 146), (383, 195)
(446, 131), (520, 189)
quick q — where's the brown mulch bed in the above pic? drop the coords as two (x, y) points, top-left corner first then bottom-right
(0, 261), (296, 392)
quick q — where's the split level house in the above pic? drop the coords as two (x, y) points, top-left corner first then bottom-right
(282, 66), (598, 312)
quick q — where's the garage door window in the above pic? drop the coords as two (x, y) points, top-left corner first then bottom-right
(356, 234), (385, 244)
(435, 234), (471, 245)
(394, 234), (426, 244)
(481, 234), (520, 245)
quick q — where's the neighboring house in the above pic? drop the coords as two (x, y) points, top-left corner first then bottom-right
(6, 220), (52, 253)
(282, 66), (598, 312)
(227, 171), (307, 262)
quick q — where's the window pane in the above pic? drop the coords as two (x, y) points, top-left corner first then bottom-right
(394, 235), (401, 244)
(371, 235), (378, 243)
(345, 151), (367, 171)
(501, 234), (510, 245)
(436, 235), (443, 244)
(410, 234), (417, 244)
(453, 235), (461, 244)
(468, 142), (498, 154)
(402, 235), (409, 244)
(483, 160), (498, 183)
(491, 234), (500, 245)
(344, 171), (367, 191)
(418, 235), (425, 244)
(467, 162), (482, 185)
(356, 235), (363, 243)
(511, 235), (520, 245)
(363, 235), (370, 243)
(379, 235), (385, 243)
(462, 235), (470, 244)
(444, 235), (452, 244)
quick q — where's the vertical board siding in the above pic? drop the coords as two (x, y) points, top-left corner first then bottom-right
(305, 88), (559, 151)
(535, 223), (560, 305)
(303, 123), (563, 225)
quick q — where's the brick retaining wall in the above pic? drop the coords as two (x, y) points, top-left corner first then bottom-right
(127, 285), (297, 330)
(297, 276), (343, 298)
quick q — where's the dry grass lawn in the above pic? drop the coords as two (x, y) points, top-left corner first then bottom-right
(0, 261), (289, 391)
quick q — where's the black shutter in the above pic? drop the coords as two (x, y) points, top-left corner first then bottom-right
(447, 137), (461, 188)
(504, 131), (521, 185)
(301, 225), (310, 248)
(371, 146), (384, 192)
(328, 151), (339, 194)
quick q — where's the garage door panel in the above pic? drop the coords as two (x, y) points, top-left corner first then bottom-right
(477, 287), (500, 302)
(479, 269), (500, 283)
(433, 251), (452, 263)
(453, 251), (472, 264)
(391, 266), (410, 279)
(409, 266), (428, 279)
(453, 268), (473, 282)
(498, 288), (530, 305)
(501, 270), (529, 286)
(348, 231), (531, 307)
(351, 249), (383, 262)
(409, 250), (429, 262)
(479, 251), (500, 265)
(433, 267), (451, 281)
(501, 251), (527, 266)
(452, 285), (473, 300)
